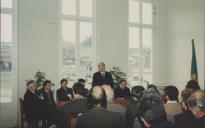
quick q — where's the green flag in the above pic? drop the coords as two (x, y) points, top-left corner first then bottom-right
(191, 39), (198, 81)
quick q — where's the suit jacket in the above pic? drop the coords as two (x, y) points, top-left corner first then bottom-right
(24, 90), (42, 122)
(56, 87), (73, 102)
(126, 100), (140, 128)
(61, 98), (88, 115)
(114, 86), (131, 98)
(92, 71), (114, 88)
(76, 108), (125, 128)
(164, 102), (183, 125)
(175, 110), (198, 128)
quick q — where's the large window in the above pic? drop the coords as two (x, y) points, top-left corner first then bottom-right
(128, 0), (154, 85)
(0, 0), (16, 103)
(0, 0), (17, 127)
(60, 0), (95, 85)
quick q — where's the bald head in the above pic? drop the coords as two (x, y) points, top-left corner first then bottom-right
(102, 85), (114, 101)
(92, 86), (104, 100)
(88, 86), (107, 109)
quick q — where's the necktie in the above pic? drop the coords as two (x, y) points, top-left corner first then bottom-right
(102, 72), (105, 79)
(47, 92), (52, 104)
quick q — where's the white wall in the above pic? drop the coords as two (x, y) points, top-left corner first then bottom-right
(95, 0), (128, 73)
(17, 0), (59, 98)
(157, 0), (205, 90)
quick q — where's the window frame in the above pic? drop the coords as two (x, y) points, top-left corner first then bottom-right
(59, 0), (96, 84)
(128, 0), (155, 85)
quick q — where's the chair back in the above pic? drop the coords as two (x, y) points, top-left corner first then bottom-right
(68, 114), (78, 128)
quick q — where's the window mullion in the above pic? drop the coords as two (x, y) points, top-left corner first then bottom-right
(76, 0), (80, 80)
(139, 0), (143, 83)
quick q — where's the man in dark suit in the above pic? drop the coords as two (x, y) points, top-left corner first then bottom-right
(57, 79), (73, 102)
(187, 90), (205, 128)
(39, 80), (67, 128)
(76, 86), (125, 128)
(61, 82), (88, 115)
(92, 62), (114, 88)
(114, 79), (131, 99)
(24, 80), (42, 128)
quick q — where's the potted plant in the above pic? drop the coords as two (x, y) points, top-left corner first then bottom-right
(109, 66), (126, 87)
(34, 71), (46, 88)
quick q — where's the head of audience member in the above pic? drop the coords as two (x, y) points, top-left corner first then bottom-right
(60, 79), (68, 89)
(138, 88), (166, 127)
(43, 80), (52, 91)
(26, 80), (37, 92)
(180, 88), (195, 111)
(87, 86), (107, 110)
(186, 80), (200, 91)
(98, 62), (105, 72)
(147, 84), (160, 94)
(131, 85), (145, 100)
(164, 85), (179, 103)
(188, 90), (205, 119)
(102, 85), (114, 102)
(78, 78), (86, 87)
(119, 79), (127, 90)
(72, 82), (87, 99)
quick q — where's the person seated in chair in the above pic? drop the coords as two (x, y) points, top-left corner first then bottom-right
(188, 90), (205, 128)
(134, 88), (172, 128)
(24, 80), (42, 128)
(114, 79), (131, 99)
(78, 78), (89, 97)
(102, 85), (126, 117)
(39, 80), (67, 128)
(126, 85), (145, 128)
(61, 82), (88, 115)
(164, 85), (183, 125)
(57, 79), (73, 102)
(76, 86), (125, 128)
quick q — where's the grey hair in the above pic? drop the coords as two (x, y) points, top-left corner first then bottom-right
(138, 88), (166, 124)
(98, 62), (105, 67)
(188, 90), (205, 112)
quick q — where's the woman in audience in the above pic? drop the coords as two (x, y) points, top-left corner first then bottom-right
(134, 88), (172, 128)
(126, 85), (145, 128)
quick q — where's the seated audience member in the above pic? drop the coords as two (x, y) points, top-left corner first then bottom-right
(147, 84), (160, 94)
(76, 86), (125, 128)
(186, 80), (200, 91)
(57, 79), (73, 102)
(61, 82), (88, 115)
(126, 86), (145, 128)
(39, 80), (67, 128)
(164, 85), (183, 125)
(114, 79), (131, 99)
(134, 88), (171, 128)
(102, 85), (126, 117)
(78, 78), (89, 97)
(24, 80), (41, 128)
(175, 87), (197, 128)
(188, 90), (205, 128)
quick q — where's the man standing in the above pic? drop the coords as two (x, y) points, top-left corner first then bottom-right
(92, 62), (114, 88)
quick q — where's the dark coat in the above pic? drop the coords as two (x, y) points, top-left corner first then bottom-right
(56, 87), (73, 102)
(76, 108), (125, 128)
(23, 90), (42, 122)
(92, 71), (114, 88)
